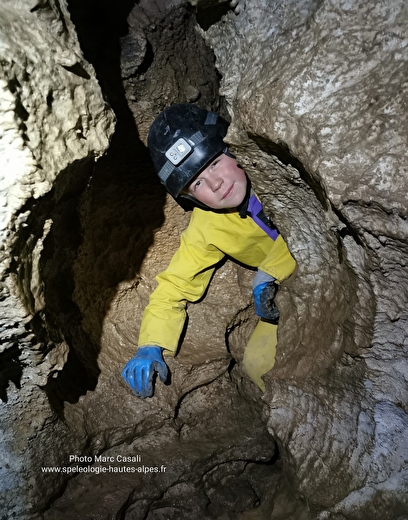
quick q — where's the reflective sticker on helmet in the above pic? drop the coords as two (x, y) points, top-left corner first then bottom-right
(205, 112), (218, 125)
(158, 161), (175, 183)
(165, 138), (192, 165)
(189, 131), (205, 145)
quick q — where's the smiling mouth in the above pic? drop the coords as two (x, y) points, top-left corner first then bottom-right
(221, 184), (233, 200)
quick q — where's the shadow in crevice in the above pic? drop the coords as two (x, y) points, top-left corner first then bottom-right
(67, 0), (138, 127)
(250, 134), (329, 211)
(196, 0), (234, 31)
(7, 156), (102, 409)
(39, 122), (166, 417)
(43, 349), (95, 416)
(0, 345), (23, 403)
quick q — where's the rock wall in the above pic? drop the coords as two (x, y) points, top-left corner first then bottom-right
(0, 0), (115, 516)
(203, 0), (408, 517)
(0, 0), (407, 519)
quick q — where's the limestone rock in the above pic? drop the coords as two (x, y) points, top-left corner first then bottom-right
(204, 0), (408, 517)
(0, 0), (115, 516)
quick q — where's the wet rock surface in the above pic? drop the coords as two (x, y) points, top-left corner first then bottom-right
(0, 0), (407, 519)
(203, 0), (408, 517)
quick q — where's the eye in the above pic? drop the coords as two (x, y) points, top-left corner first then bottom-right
(193, 179), (202, 190)
(210, 158), (220, 169)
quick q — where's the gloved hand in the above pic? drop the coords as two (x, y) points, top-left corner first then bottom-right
(252, 270), (280, 323)
(122, 346), (169, 398)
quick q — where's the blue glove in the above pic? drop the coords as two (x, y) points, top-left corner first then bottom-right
(122, 346), (169, 398)
(252, 270), (280, 323)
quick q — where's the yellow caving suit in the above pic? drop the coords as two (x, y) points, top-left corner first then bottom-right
(138, 198), (296, 391)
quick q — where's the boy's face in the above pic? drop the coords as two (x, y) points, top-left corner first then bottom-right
(186, 153), (248, 210)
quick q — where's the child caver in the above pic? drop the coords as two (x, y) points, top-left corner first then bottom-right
(122, 104), (296, 397)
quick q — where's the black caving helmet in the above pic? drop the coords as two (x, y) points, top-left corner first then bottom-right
(147, 104), (230, 202)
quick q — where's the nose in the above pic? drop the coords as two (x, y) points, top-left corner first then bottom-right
(207, 172), (223, 192)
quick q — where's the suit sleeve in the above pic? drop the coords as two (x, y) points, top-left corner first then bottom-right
(258, 234), (297, 283)
(138, 223), (225, 354)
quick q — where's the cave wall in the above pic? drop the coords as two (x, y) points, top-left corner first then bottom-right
(202, 0), (408, 517)
(0, 0), (407, 519)
(0, 0), (115, 516)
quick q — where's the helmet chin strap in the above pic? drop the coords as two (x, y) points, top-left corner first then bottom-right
(223, 149), (253, 217)
(223, 148), (236, 160)
(237, 174), (252, 218)
(177, 192), (213, 212)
